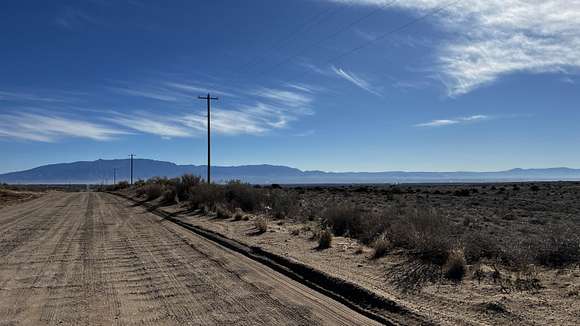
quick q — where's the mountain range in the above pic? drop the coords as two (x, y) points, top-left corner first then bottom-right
(1, 159), (580, 184)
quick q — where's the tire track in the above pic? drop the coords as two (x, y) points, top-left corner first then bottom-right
(0, 192), (381, 325)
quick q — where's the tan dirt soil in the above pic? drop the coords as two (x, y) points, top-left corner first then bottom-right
(154, 200), (580, 326)
(0, 192), (381, 325)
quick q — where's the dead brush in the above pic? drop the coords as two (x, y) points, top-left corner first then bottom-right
(289, 228), (300, 236)
(215, 205), (232, 219)
(161, 187), (177, 205)
(389, 207), (454, 266)
(371, 236), (391, 259)
(233, 208), (244, 221)
(254, 217), (268, 234)
(317, 229), (332, 249)
(443, 248), (467, 282)
(145, 184), (163, 201)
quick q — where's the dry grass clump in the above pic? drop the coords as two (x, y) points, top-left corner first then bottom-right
(215, 205), (232, 219)
(389, 208), (454, 266)
(323, 204), (362, 237)
(175, 174), (202, 201)
(254, 217), (268, 234)
(371, 236), (391, 259)
(443, 248), (467, 282)
(233, 208), (244, 221)
(289, 228), (300, 236)
(144, 184), (163, 201)
(189, 183), (224, 210)
(317, 229), (332, 249)
(463, 231), (503, 263)
(533, 224), (580, 267)
(267, 189), (300, 219)
(323, 204), (388, 244)
(161, 187), (177, 205)
(225, 180), (264, 212)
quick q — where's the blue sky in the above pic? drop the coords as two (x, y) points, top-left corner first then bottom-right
(1, 0), (580, 173)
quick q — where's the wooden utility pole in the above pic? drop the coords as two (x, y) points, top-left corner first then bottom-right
(197, 93), (218, 184)
(129, 154), (135, 185)
(113, 168), (116, 185)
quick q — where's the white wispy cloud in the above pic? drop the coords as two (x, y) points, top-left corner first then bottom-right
(105, 86), (315, 138)
(108, 80), (238, 102)
(331, 66), (382, 96)
(0, 91), (72, 103)
(0, 113), (127, 142)
(415, 114), (489, 127)
(252, 88), (314, 108)
(164, 82), (237, 98)
(284, 83), (317, 93)
(107, 113), (192, 139)
(107, 86), (181, 102)
(326, 0), (580, 96)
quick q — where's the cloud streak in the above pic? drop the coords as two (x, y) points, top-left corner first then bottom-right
(415, 114), (488, 127)
(326, 0), (580, 96)
(332, 66), (382, 96)
(106, 86), (315, 138)
(0, 113), (128, 142)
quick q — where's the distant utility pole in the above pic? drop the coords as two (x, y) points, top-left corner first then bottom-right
(129, 154), (135, 185)
(113, 168), (117, 185)
(198, 93), (218, 184)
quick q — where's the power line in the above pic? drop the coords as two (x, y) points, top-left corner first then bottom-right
(254, 2), (397, 77)
(321, 0), (462, 67)
(238, 5), (342, 74)
(250, 0), (461, 84)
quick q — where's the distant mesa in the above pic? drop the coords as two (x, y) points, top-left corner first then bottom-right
(1, 159), (580, 184)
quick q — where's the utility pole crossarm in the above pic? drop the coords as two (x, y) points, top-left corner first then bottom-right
(197, 94), (218, 184)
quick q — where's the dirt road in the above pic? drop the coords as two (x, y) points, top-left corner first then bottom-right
(0, 192), (381, 325)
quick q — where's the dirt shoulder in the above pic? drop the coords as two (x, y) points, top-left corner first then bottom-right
(0, 188), (45, 209)
(123, 189), (580, 326)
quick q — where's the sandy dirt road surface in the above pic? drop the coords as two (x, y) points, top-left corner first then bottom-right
(0, 192), (381, 325)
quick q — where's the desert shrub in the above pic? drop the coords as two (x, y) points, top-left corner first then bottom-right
(323, 204), (362, 237)
(189, 183), (224, 210)
(145, 184), (163, 201)
(318, 229), (332, 249)
(371, 236), (390, 259)
(111, 181), (130, 191)
(161, 187), (177, 204)
(463, 232), (502, 263)
(225, 180), (264, 212)
(233, 208), (244, 221)
(254, 217), (268, 234)
(533, 225), (580, 267)
(148, 176), (174, 187)
(267, 189), (299, 219)
(443, 248), (467, 282)
(388, 208), (454, 265)
(176, 174), (202, 201)
(135, 185), (147, 197)
(322, 204), (390, 244)
(215, 204), (232, 219)
(453, 189), (471, 197)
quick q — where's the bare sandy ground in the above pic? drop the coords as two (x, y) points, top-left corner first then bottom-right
(161, 203), (579, 326)
(0, 192), (380, 325)
(0, 188), (43, 209)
